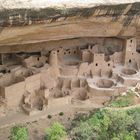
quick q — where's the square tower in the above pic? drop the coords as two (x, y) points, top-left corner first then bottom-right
(124, 38), (137, 66)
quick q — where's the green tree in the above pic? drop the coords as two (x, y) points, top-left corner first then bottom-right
(107, 110), (135, 139)
(127, 107), (140, 139)
(70, 109), (136, 140)
(70, 121), (98, 140)
(45, 122), (67, 140)
(10, 125), (28, 140)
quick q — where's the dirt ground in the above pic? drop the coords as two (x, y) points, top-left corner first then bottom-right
(0, 110), (75, 140)
(0, 95), (139, 140)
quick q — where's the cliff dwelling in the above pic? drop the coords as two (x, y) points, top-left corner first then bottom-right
(0, 37), (139, 116)
(0, 2), (139, 118)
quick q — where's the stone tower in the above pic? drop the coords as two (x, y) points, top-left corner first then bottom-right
(124, 38), (137, 67)
(49, 50), (58, 66)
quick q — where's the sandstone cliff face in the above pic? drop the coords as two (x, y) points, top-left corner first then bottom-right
(0, 2), (139, 52)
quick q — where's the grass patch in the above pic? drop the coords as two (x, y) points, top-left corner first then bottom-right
(108, 90), (135, 107)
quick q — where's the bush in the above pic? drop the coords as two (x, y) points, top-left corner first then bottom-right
(48, 115), (52, 119)
(127, 107), (140, 139)
(10, 125), (28, 140)
(59, 112), (64, 116)
(69, 109), (137, 140)
(45, 122), (67, 140)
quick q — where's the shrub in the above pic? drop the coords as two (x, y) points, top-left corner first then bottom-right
(45, 122), (67, 140)
(48, 115), (52, 119)
(69, 109), (137, 140)
(59, 112), (64, 116)
(10, 125), (28, 140)
(127, 107), (140, 139)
